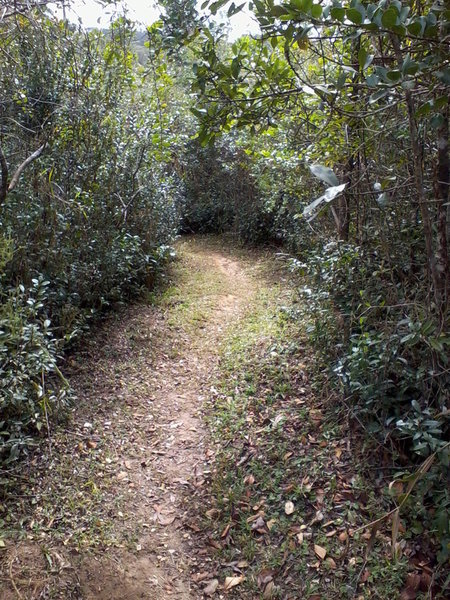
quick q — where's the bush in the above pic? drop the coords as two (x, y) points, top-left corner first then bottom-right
(182, 139), (274, 244)
(0, 277), (70, 462)
(0, 15), (184, 460)
(295, 241), (449, 457)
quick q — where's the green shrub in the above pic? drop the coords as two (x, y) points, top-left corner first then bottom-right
(0, 15), (185, 460)
(0, 277), (70, 462)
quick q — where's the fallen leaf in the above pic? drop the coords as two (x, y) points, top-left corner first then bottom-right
(419, 571), (432, 592)
(257, 569), (274, 589)
(405, 573), (421, 591)
(272, 414), (284, 427)
(338, 531), (348, 542)
(247, 512), (265, 523)
(266, 519), (276, 531)
(310, 510), (324, 525)
(192, 572), (210, 583)
(252, 516), (267, 534)
(204, 579), (219, 596)
(157, 514), (176, 526)
(284, 501), (295, 515)
(263, 580), (275, 598)
(224, 575), (244, 590)
(326, 557), (337, 569)
(389, 480), (404, 496)
(309, 409), (323, 424)
(360, 569), (370, 583)
(221, 523), (232, 538)
(314, 544), (327, 560)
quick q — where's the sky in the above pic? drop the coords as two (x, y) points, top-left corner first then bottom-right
(50, 1), (259, 40)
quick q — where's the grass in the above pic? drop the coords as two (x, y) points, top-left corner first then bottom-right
(158, 239), (232, 332)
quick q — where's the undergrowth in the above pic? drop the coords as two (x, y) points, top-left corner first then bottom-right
(203, 258), (444, 599)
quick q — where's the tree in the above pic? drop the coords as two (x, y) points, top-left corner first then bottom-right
(190, 0), (449, 318)
(158, 0), (201, 48)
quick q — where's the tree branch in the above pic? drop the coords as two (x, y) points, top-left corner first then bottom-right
(7, 143), (46, 194)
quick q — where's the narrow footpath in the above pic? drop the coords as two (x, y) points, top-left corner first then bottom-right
(3, 236), (421, 600)
(1, 236), (259, 599)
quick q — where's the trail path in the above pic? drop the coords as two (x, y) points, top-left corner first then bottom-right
(2, 237), (426, 600)
(2, 236), (258, 599)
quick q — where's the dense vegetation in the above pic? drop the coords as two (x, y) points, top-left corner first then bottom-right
(182, 0), (449, 564)
(0, 0), (448, 586)
(0, 6), (189, 459)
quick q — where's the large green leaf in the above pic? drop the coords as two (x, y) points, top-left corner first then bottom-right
(381, 7), (398, 28)
(347, 8), (363, 24)
(330, 6), (345, 22)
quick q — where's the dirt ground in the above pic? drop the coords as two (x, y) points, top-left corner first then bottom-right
(0, 237), (259, 599)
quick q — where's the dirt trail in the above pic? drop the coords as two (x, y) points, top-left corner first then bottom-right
(1, 237), (257, 599)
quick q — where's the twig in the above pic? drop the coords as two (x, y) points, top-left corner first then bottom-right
(9, 557), (23, 600)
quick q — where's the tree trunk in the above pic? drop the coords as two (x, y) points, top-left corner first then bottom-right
(434, 108), (449, 318)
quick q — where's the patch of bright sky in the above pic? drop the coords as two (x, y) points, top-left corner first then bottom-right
(50, 1), (259, 40)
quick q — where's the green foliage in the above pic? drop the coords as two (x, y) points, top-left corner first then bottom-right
(186, 0), (450, 439)
(180, 0), (450, 562)
(0, 276), (70, 462)
(0, 12), (190, 460)
(158, 0), (201, 48)
(181, 139), (273, 243)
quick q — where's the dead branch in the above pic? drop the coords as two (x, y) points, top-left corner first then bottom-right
(7, 143), (46, 193)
